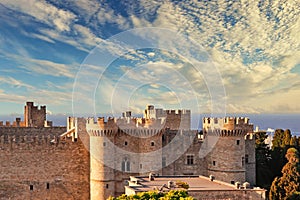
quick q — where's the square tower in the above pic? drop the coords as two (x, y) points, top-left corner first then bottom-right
(24, 102), (47, 127)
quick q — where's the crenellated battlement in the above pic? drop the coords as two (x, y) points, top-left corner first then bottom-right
(204, 128), (249, 137)
(86, 127), (165, 137)
(203, 117), (253, 136)
(24, 101), (50, 127)
(81, 105), (191, 133)
(0, 127), (67, 149)
(165, 109), (191, 115)
(203, 117), (250, 125)
(245, 132), (255, 140)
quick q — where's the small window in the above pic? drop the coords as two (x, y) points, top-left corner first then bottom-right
(140, 164), (143, 169)
(213, 161), (216, 166)
(236, 140), (240, 145)
(187, 155), (194, 165)
(121, 157), (130, 172)
(30, 185), (33, 191)
(245, 155), (249, 163)
(103, 142), (106, 147)
(124, 141), (128, 146)
(231, 181), (235, 184)
(106, 184), (109, 189)
(46, 182), (50, 189)
(151, 141), (155, 146)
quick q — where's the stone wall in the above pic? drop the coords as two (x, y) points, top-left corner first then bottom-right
(162, 130), (206, 176)
(0, 127), (90, 200)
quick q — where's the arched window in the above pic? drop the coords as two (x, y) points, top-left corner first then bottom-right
(121, 157), (130, 172)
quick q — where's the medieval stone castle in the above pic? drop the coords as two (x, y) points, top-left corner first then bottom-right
(0, 102), (256, 200)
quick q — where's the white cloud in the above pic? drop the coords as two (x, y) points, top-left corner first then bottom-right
(1, 0), (76, 32)
(0, 76), (34, 89)
(1, 0), (300, 114)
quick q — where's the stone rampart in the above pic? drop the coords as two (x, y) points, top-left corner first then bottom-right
(0, 126), (90, 200)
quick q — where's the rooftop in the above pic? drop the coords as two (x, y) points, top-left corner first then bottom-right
(126, 175), (264, 193)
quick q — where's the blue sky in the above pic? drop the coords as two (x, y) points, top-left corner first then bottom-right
(0, 0), (299, 116)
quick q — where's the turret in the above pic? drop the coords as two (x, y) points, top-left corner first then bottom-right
(203, 117), (254, 185)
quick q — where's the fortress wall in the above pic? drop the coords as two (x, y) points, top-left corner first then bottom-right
(0, 127), (66, 136)
(162, 130), (205, 176)
(165, 112), (190, 130)
(0, 128), (90, 200)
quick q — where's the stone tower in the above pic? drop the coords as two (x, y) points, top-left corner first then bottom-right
(80, 115), (164, 200)
(144, 105), (191, 130)
(203, 117), (254, 185)
(245, 133), (256, 185)
(24, 102), (46, 127)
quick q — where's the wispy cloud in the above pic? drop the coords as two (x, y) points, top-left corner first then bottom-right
(0, 77), (33, 92)
(0, 0), (299, 114)
(1, 0), (76, 32)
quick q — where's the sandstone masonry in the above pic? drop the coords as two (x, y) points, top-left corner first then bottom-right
(0, 103), (256, 200)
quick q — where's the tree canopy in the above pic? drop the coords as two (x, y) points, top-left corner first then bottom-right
(269, 148), (300, 200)
(255, 131), (273, 188)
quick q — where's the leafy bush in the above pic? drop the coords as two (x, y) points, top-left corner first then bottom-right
(175, 181), (189, 189)
(108, 190), (195, 200)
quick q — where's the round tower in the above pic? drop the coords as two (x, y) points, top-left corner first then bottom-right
(203, 117), (253, 184)
(83, 118), (116, 200)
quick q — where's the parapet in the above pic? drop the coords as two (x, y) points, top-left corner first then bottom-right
(203, 117), (253, 135)
(203, 117), (250, 126)
(26, 101), (46, 111)
(81, 105), (192, 134)
(245, 133), (255, 140)
(0, 127), (68, 149)
(0, 119), (26, 127)
(165, 109), (190, 115)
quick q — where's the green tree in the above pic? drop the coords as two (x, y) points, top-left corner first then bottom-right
(290, 136), (298, 147)
(271, 129), (288, 178)
(272, 129), (285, 149)
(283, 129), (292, 147)
(269, 148), (300, 200)
(255, 131), (272, 188)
